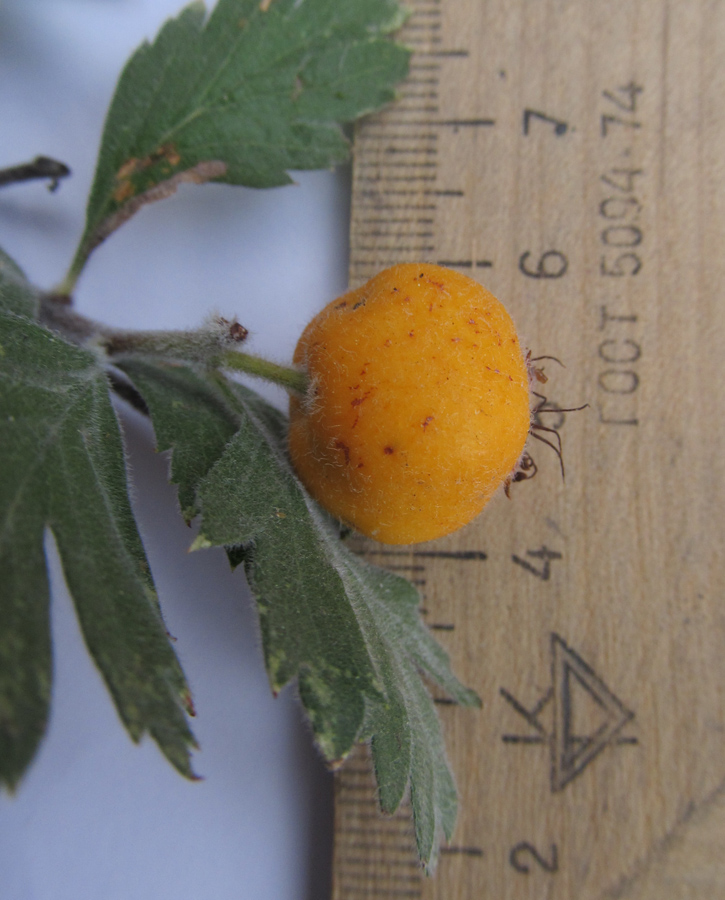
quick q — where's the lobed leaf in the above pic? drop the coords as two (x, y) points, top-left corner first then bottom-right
(118, 358), (480, 869)
(70, 0), (410, 277)
(0, 254), (197, 789)
(115, 361), (240, 524)
(119, 359), (377, 759)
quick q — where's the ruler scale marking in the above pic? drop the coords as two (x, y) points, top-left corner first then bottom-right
(337, 3), (725, 896)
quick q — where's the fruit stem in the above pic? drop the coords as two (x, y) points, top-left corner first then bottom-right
(218, 349), (308, 396)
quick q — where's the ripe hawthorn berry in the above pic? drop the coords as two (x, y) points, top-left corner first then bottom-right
(288, 263), (531, 544)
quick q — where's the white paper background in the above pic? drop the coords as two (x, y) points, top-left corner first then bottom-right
(0, 2), (350, 896)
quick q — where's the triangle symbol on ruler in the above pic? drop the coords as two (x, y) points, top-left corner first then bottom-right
(550, 633), (634, 792)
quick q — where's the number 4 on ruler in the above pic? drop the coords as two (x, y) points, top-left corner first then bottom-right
(512, 545), (562, 580)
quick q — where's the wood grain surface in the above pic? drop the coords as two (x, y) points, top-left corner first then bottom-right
(333, 1), (725, 898)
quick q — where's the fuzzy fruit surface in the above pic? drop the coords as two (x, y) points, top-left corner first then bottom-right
(289, 264), (531, 544)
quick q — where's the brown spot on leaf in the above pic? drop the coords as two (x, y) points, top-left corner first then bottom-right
(92, 161), (228, 256)
(116, 144), (180, 181)
(113, 179), (135, 204)
(162, 144), (182, 167)
(113, 144), (183, 204)
(116, 158), (141, 181)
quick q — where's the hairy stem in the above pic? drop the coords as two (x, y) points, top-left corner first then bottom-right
(38, 293), (308, 396)
(101, 326), (238, 364)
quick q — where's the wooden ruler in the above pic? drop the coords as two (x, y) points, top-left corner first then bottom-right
(333, 1), (725, 899)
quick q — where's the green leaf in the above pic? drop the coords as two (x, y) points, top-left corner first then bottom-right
(119, 359), (376, 758)
(0, 256), (197, 789)
(321, 530), (479, 871)
(118, 358), (480, 870)
(0, 247), (40, 319)
(67, 0), (410, 284)
(116, 361), (240, 524)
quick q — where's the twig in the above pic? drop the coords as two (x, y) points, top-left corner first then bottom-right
(0, 156), (71, 192)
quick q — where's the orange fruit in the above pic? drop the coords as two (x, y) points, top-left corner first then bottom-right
(288, 264), (531, 544)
